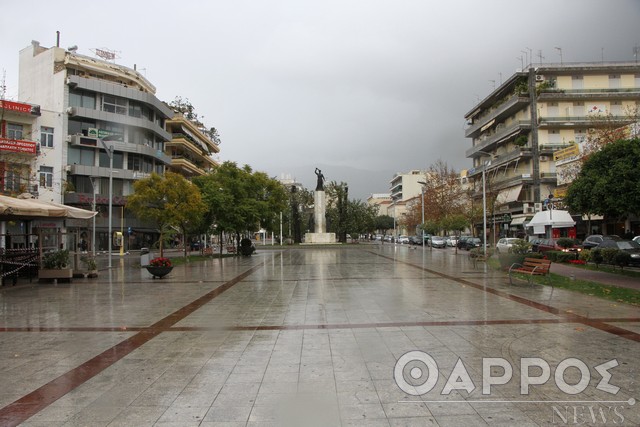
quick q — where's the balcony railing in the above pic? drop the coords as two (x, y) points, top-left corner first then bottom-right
(465, 95), (530, 138)
(466, 120), (532, 157)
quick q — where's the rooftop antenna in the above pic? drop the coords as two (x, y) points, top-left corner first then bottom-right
(517, 55), (523, 70)
(537, 50), (545, 65)
(634, 45), (639, 64)
(520, 50), (529, 68)
(489, 80), (495, 90)
(555, 46), (563, 65)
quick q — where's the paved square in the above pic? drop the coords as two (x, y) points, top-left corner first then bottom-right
(0, 245), (638, 426)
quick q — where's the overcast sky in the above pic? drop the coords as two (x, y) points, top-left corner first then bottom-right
(2, 0), (639, 199)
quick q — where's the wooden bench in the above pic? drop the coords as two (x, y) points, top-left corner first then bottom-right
(508, 257), (552, 286)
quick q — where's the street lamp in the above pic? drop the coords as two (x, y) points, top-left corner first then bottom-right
(418, 181), (426, 247)
(475, 150), (494, 257)
(89, 176), (99, 256)
(99, 136), (116, 268)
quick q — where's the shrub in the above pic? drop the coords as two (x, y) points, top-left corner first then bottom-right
(511, 239), (532, 254)
(579, 249), (591, 263)
(601, 248), (619, 265)
(556, 238), (576, 249)
(545, 251), (574, 263)
(591, 248), (604, 267)
(613, 251), (631, 269)
(42, 249), (70, 269)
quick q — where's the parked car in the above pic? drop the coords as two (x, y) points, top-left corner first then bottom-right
(582, 234), (620, 249)
(429, 236), (447, 248)
(456, 236), (472, 249)
(397, 235), (409, 244)
(445, 236), (458, 247)
(409, 235), (425, 245)
(533, 238), (582, 254)
(495, 237), (520, 254)
(633, 236), (640, 245)
(459, 237), (482, 250)
(596, 239), (640, 265)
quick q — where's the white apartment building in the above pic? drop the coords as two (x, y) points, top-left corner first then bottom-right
(464, 61), (640, 237)
(19, 40), (174, 250)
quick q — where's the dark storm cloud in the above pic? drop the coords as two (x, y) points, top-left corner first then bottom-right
(1, 0), (639, 198)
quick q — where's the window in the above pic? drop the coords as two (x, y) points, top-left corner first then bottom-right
(102, 95), (127, 115)
(39, 166), (53, 188)
(99, 150), (123, 168)
(127, 153), (142, 171)
(6, 123), (23, 140)
(129, 101), (142, 118)
(40, 127), (54, 148)
(68, 147), (95, 166)
(4, 168), (21, 192)
(69, 90), (95, 109)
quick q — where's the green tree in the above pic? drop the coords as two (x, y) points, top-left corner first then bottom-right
(374, 215), (394, 238)
(127, 172), (206, 257)
(194, 161), (287, 251)
(566, 138), (640, 219)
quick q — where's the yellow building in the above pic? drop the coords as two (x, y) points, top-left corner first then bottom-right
(464, 62), (640, 234)
(165, 114), (220, 177)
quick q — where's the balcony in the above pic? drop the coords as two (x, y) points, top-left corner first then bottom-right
(466, 120), (532, 157)
(538, 115), (635, 127)
(169, 157), (210, 176)
(538, 87), (640, 101)
(465, 95), (530, 138)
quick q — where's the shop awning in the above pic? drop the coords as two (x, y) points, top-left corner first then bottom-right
(0, 194), (96, 219)
(526, 210), (576, 230)
(510, 216), (529, 226)
(581, 214), (604, 221)
(496, 184), (522, 205)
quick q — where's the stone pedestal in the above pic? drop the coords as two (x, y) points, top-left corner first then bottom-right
(304, 190), (337, 244)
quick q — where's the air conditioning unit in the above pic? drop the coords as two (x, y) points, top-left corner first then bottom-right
(65, 135), (73, 143)
(534, 203), (543, 212)
(536, 75), (545, 82)
(525, 206), (536, 214)
(65, 76), (77, 87)
(66, 106), (76, 116)
(64, 165), (71, 172)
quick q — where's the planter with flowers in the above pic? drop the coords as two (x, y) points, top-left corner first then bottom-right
(145, 257), (173, 279)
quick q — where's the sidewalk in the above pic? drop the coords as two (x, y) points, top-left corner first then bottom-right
(550, 262), (640, 290)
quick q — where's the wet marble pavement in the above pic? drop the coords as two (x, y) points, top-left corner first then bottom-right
(0, 245), (638, 426)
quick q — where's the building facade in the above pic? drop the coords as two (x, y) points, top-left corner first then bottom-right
(19, 40), (174, 251)
(464, 62), (640, 238)
(165, 114), (219, 177)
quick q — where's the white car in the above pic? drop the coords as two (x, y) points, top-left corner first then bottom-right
(496, 238), (520, 253)
(446, 236), (458, 247)
(397, 235), (409, 244)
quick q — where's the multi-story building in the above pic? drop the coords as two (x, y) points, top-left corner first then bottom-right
(0, 99), (42, 244)
(165, 114), (219, 177)
(19, 40), (174, 250)
(464, 61), (640, 238)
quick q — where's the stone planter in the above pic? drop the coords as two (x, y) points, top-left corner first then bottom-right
(39, 268), (73, 282)
(145, 266), (173, 278)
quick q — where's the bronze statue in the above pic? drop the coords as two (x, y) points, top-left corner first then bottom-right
(315, 168), (325, 191)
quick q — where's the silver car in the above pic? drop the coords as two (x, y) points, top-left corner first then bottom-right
(496, 237), (520, 253)
(430, 236), (447, 248)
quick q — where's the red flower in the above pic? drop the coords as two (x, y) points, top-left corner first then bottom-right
(150, 257), (172, 267)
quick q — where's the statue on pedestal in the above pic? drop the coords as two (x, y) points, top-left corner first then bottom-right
(315, 168), (325, 191)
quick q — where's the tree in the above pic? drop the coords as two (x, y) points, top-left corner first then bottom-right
(565, 138), (640, 219)
(374, 215), (394, 238)
(194, 161), (287, 251)
(168, 96), (222, 145)
(127, 172), (206, 257)
(422, 160), (465, 223)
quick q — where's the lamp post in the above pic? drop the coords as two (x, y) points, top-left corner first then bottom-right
(99, 138), (115, 268)
(475, 150), (494, 257)
(418, 181), (426, 247)
(89, 176), (98, 256)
